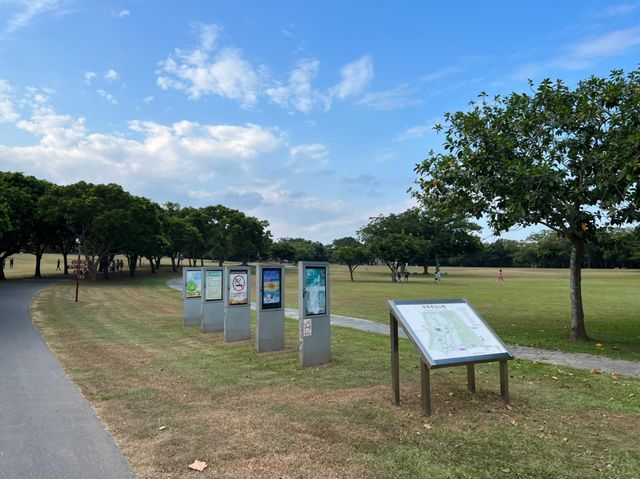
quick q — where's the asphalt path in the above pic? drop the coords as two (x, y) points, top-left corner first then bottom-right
(0, 279), (135, 479)
(167, 278), (640, 378)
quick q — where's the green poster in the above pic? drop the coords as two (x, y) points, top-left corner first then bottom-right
(304, 266), (326, 315)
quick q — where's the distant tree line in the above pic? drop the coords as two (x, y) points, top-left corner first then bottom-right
(0, 172), (271, 280)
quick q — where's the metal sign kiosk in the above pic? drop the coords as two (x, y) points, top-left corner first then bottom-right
(298, 262), (331, 366)
(388, 299), (513, 416)
(255, 264), (285, 352)
(183, 268), (203, 327)
(223, 266), (251, 342)
(201, 267), (224, 333)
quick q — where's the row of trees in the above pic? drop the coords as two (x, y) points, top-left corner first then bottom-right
(0, 172), (271, 280)
(448, 229), (640, 269)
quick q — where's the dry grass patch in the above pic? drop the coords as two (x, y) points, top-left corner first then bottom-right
(31, 277), (640, 478)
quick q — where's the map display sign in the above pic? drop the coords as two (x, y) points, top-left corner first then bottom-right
(261, 268), (282, 310)
(205, 270), (223, 301)
(304, 266), (326, 316)
(389, 299), (512, 366)
(185, 270), (202, 299)
(229, 270), (249, 306)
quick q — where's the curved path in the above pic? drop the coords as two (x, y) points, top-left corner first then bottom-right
(0, 280), (135, 479)
(167, 278), (640, 378)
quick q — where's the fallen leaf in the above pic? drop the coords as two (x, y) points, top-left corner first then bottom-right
(188, 460), (208, 472)
(505, 405), (512, 410)
(590, 369), (602, 375)
(423, 423), (433, 430)
(158, 426), (166, 431)
(551, 376), (558, 380)
(502, 468), (511, 473)
(562, 437), (568, 442)
(611, 373), (619, 380)
(510, 419), (518, 426)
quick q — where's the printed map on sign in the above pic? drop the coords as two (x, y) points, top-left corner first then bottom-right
(395, 302), (509, 362)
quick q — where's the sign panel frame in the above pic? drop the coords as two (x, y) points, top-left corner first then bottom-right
(302, 265), (327, 317)
(184, 269), (203, 299)
(260, 267), (283, 311)
(228, 269), (249, 306)
(388, 298), (513, 368)
(205, 269), (223, 302)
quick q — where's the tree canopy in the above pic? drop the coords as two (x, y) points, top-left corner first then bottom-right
(414, 69), (640, 340)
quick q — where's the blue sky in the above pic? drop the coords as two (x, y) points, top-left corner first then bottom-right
(1, 1), (640, 243)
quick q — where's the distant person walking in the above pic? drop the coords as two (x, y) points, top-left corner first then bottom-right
(434, 271), (441, 284)
(56, 259), (61, 271)
(498, 269), (504, 282)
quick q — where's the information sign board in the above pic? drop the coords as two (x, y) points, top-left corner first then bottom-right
(228, 269), (248, 306)
(389, 299), (512, 367)
(185, 270), (202, 298)
(205, 269), (223, 301)
(261, 267), (282, 310)
(304, 266), (326, 316)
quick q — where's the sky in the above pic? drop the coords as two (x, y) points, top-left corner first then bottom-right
(1, 1), (640, 244)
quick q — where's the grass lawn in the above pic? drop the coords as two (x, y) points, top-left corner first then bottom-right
(277, 265), (640, 361)
(32, 273), (640, 478)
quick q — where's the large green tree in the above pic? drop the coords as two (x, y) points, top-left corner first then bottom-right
(414, 70), (640, 341)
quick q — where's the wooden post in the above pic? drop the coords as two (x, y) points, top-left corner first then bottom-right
(466, 363), (476, 393)
(390, 313), (400, 405)
(420, 360), (431, 416)
(499, 360), (509, 403)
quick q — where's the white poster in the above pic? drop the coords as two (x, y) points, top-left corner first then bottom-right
(395, 302), (509, 362)
(229, 270), (248, 305)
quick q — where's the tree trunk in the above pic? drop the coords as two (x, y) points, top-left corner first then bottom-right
(348, 265), (354, 281)
(127, 254), (138, 277)
(0, 253), (7, 280)
(171, 256), (177, 272)
(149, 258), (156, 274)
(34, 251), (43, 277)
(63, 252), (69, 275)
(218, 259), (224, 267)
(569, 235), (588, 341)
(422, 259), (429, 275)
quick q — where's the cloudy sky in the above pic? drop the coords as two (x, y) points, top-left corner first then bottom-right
(1, 1), (640, 243)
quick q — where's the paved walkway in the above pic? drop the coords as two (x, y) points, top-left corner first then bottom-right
(167, 279), (640, 378)
(0, 279), (136, 479)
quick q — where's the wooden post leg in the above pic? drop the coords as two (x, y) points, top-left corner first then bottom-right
(499, 360), (509, 403)
(390, 313), (400, 405)
(467, 364), (476, 393)
(421, 360), (431, 416)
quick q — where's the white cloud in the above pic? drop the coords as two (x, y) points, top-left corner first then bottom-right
(84, 71), (96, 84)
(2, 0), (61, 36)
(156, 23), (260, 107)
(96, 89), (118, 105)
(104, 69), (120, 82)
(0, 95), (283, 193)
(330, 55), (373, 100)
(513, 25), (640, 79)
(287, 143), (330, 172)
(158, 25), (374, 112)
(0, 80), (20, 123)
(394, 121), (438, 142)
(357, 84), (421, 111)
(599, 3), (640, 16)
(421, 66), (460, 82)
(265, 59), (328, 112)
(142, 95), (154, 104)
(116, 9), (130, 18)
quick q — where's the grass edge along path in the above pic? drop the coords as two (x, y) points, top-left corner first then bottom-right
(31, 277), (640, 479)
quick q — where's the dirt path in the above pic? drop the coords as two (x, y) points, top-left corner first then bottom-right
(167, 279), (640, 378)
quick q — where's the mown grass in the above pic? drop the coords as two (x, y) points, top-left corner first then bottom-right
(32, 275), (640, 479)
(8, 252), (640, 359)
(277, 265), (640, 360)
